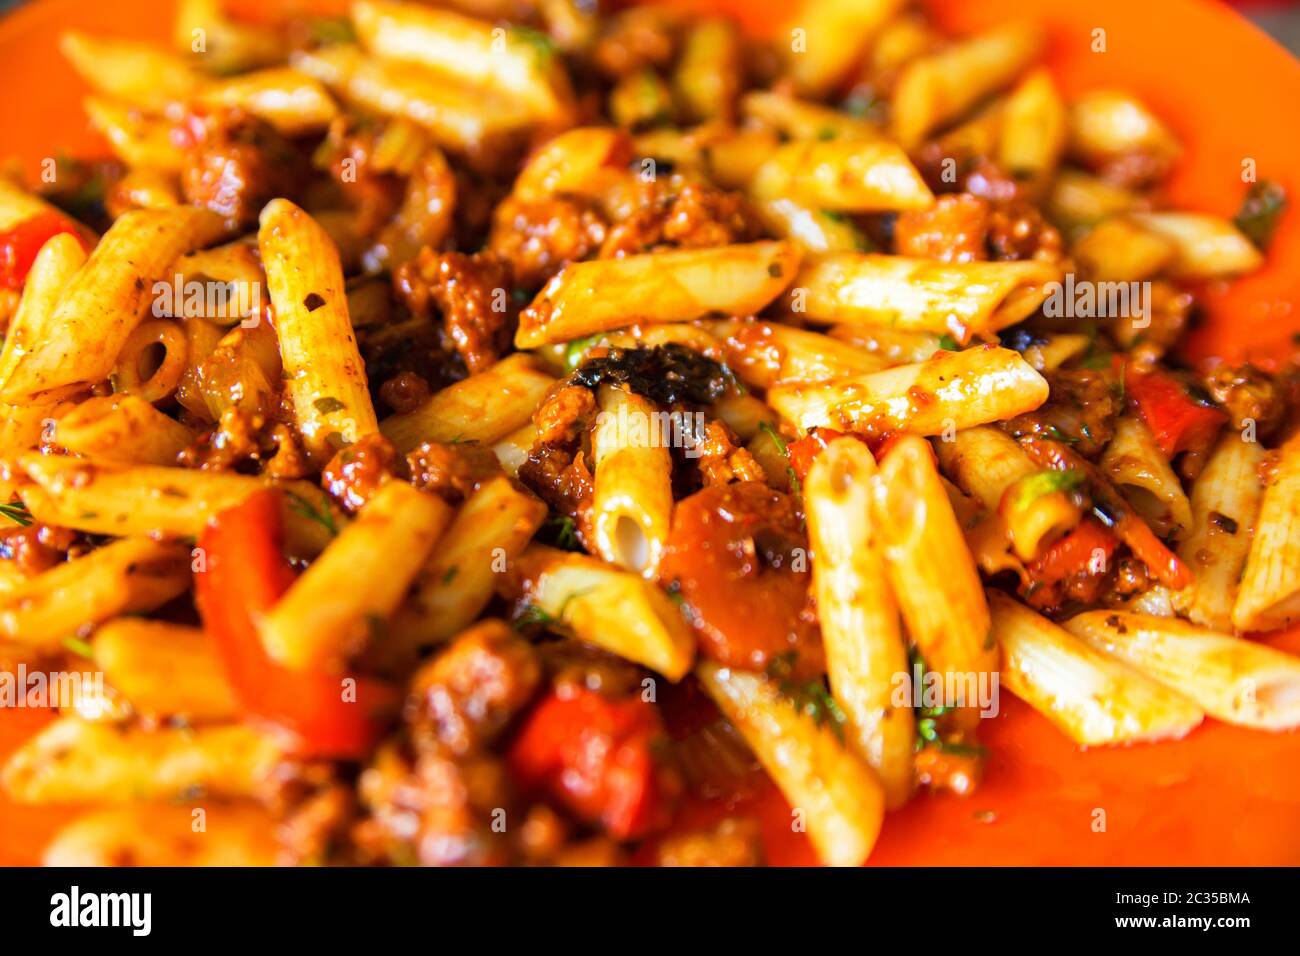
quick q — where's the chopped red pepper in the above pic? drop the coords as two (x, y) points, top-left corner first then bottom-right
(1026, 517), (1119, 586)
(1126, 366), (1226, 460)
(785, 426), (901, 480)
(508, 688), (667, 840)
(0, 210), (89, 289)
(195, 489), (400, 758)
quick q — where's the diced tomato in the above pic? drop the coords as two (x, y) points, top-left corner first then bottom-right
(1126, 366), (1227, 459)
(508, 688), (667, 840)
(195, 489), (400, 758)
(1026, 517), (1119, 586)
(0, 210), (88, 289)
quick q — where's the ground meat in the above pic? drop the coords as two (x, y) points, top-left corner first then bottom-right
(486, 196), (607, 290)
(262, 423), (311, 480)
(695, 419), (767, 486)
(316, 117), (404, 237)
(532, 384), (597, 446)
(571, 344), (734, 407)
(1109, 555), (1152, 598)
(321, 433), (403, 512)
(361, 315), (464, 403)
(1004, 367), (1120, 458)
(378, 370), (431, 416)
(0, 523), (77, 576)
(407, 621), (542, 758)
(277, 783), (356, 866)
(180, 112), (304, 230)
(599, 182), (759, 258)
(517, 445), (596, 545)
(655, 817), (763, 866)
(393, 249), (515, 374)
(538, 642), (645, 699)
(406, 440), (502, 505)
(987, 199), (1063, 262)
(181, 406), (263, 472)
(1203, 363), (1285, 436)
(893, 193), (989, 262)
(592, 7), (678, 78)
(1108, 281), (1194, 360)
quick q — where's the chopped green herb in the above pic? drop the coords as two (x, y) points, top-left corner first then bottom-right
(1234, 180), (1287, 251)
(309, 16), (357, 45)
(542, 513), (581, 551)
(441, 566), (459, 585)
(759, 421), (802, 501)
(1008, 469), (1084, 512)
(0, 501), (33, 527)
(63, 636), (95, 659)
(563, 334), (604, 372)
(767, 262), (784, 278)
(509, 24), (556, 62)
(285, 490), (338, 537)
(816, 126), (837, 141)
(1042, 424), (1080, 445)
(313, 396), (346, 415)
(514, 603), (558, 629)
(937, 334), (960, 351)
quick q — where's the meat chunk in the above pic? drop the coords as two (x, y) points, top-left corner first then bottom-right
(406, 440), (502, 505)
(486, 196), (607, 290)
(894, 193), (989, 262)
(1203, 363), (1285, 437)
(600, 182), (759, 258)
(408, 620), (542, 758)
(1004, 367), (1120, 458)
(180, 112), (304, 230)
(393, 249), (516, 373)
(695, 419), (767, 486)
(986, 199), (1063, 262)
(532, 384), (597, 446)
(320, 433), (402, 512)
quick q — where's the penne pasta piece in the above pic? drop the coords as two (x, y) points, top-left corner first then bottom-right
(740, 91), (881, 142)
(696, 661), (885, 866)
(707, 318), (889, 390)
(749, 141), (933, 212)
(769, 345), (1048, 436)
(752, 197), (868, 255)
(997, 68), (1067, 185)
(1016, 333), (1090, 373)
(936, 425), (1081, 561)
(44, 804), (281, 867)
(1125, 213), (1264, 279)
(805, 437), (914, 806)
(60, 31), (199, 109)
(380, 476), (546, 669)
(492, 423), (538, 478)
(513, 546), (695, 680)
(828, 323), (945, 364)
(0, 177), (64, 231)
(92, 618), (239, 721)
(516, 241), (800, 348)
(786, 253), (1061, 341)
(259, 481), (452, 672)
(892, 22), (1042, 149)
(1174, 435), (1264, 632)
(1046, 170), (1143, 233)
(1073, 217), (1175, 283)
(875, 436), (998, 738)
(197, 68), (340, 136)
(14, 454), (337, 557)
(1065, 611), (1300, 731)
(0, 207), (225, 402)
(352, 0), (575, 124)
(53, 394), (195, 465)
(513, 127), (631, 204)
(1067, 90), (1180, 169)
(84, 96), (187, 172)
(258, 199), (378, 464)
(174, 0), (283, 74)
(590, 385), (674, 577)
(1234, 433), (1300, 632)
(988, 590), (1203, 745)
(2, 717), (280, 803)
(710, 393), (773, 442)
(292, 44), (531, 151)
(0, 538), (190, 649)
(673, 17), (741, 123)
(380, 353), (556, 454)
(782, 0), (906, 96)
(1101, 416), (1193, 539)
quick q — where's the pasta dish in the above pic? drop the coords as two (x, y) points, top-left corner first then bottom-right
(0, 0), (1295, 867)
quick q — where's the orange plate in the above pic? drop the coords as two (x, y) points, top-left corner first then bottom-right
(1, 0), (1299, 866)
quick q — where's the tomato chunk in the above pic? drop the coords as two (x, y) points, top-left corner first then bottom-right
(0, 210), (88, 289)
(1126, 366), (1226, 460)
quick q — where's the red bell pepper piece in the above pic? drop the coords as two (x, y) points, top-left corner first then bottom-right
(1026, 517), (1119, 586)
(508, 688), (666, 840)
(0, 210), (89, 289)
(786, 427), (899, 480)
(1126, 366), (1226, 460)
(195, 489), (400, 758)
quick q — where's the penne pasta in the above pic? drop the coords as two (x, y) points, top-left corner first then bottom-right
(0, 207), (225, 402)
(380, 353), (556, 454)
(44, 804), (281, 867)
(60, 31), (199, 109)
(1174, 435), (1264, 632)
(1067, 90), (1180, 169)
(92, 618), (239, 721)
(258, 199), (378, 464)
(0, 538), (190, 649)
(786, 253), (1061, 341)
(259, 481), (452, 672)
(1101, 416), (1193, 539)
(197, 68), (340, 136)
(590, 385), (674, 577)
(752, 197), (869, 255)
(989, 590), (1203, 745)
(1064, 611), (1300, 731)
(1234, 433), (1300, 632)
(1125, 212), (1264, 279)
(512, 546), (695, 680)
(892, 22), (1042, 148)
(52, 394), (195, 465)
(740, 91), (881, 142)
(707, 318), (889, 390)
(696, 662), (885, 866)
(997, 68), (1067, 185)
(805, 437), (914, 805)
(84, 96), (187, 172)
(516, 241), (800, 348)
(2, 717), (281, 804)
(827, 324), (945, 364)
(1073, 217), (1176, 283)
(782, 0), (906, 96)
(749, 141), (933, 212)
(673, 17), (741, 123)
(769, 345), (1049, 436)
